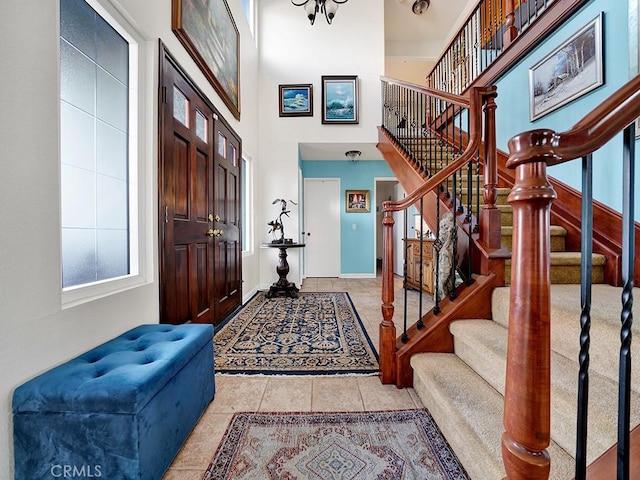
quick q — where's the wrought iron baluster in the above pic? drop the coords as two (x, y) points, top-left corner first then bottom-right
(575, 153), (593, 480)
(402, 207), (409, 344)
(417, 197), (425, 329)
(617, 123), (635, 479)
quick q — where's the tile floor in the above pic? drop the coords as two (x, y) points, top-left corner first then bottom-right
(163, 275), (435, 480)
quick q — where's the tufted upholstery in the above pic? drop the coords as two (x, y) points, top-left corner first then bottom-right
(13, 324), (215, 480)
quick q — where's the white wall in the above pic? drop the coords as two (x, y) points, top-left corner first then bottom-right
(257, 0), (385, 287)
(0, 0), (260, 477)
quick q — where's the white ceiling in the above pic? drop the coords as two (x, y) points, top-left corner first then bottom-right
(385, 0), (477, 60)
(299, 0), (476, 161)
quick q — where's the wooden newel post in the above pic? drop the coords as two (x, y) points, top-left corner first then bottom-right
(480, 87), (502, 250)
(379, 207), (397, 385)
(502, 160), (556, 480)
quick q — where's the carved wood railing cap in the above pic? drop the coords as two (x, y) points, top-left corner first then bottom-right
(507, 75), (640, 169)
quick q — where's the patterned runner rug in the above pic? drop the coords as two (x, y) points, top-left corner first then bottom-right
(214, 292), (379, 375)
(203, 409), (470, 480)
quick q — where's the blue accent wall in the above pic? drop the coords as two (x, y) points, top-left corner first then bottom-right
(494, 0), (638, 214)
(301, 160), (394, 275)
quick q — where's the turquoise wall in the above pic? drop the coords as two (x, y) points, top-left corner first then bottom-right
(494, 0), (638, 214)
(301, 160), (394, 275)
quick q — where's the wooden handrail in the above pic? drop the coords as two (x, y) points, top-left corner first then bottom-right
(508, 75), (640, 167)
(380, 76), (471, 108)
(382, 86), (494, 213)
(379, 82), (501, 385)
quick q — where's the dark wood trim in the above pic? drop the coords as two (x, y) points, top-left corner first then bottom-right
(393, 273), (497, 388)
(585, 424), (640, 479)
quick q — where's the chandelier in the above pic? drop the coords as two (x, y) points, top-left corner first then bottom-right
(292, 0), (349, 25)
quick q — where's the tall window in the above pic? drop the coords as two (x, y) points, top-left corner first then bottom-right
(241, 155), (252, 253)
(60, 0), (140, 296)
(241, 0), (255, 38)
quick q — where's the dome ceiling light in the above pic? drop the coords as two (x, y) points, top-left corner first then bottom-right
(412, 0), (430, 15)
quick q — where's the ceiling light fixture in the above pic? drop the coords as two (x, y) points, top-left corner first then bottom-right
(292, 0), (349, 25)
(412, 0), (430, 15)
(345, 150), (361, 162)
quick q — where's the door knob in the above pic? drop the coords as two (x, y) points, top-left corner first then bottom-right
(205, 228), (215, 237)
(213, 229), (223, 237)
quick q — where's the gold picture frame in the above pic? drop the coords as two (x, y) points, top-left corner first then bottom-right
(345, 190), (370, 213)
(172, 0), (240, 120)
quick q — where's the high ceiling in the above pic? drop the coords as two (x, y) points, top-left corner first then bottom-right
(385, 0), (477, 60)
(299, 0), (476, 161)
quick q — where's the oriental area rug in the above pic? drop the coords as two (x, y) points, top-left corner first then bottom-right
(214, 292), (379, 375)
(202, 409), (470, 480)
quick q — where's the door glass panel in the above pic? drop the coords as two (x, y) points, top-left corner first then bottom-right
(195, 109), (207, 142)
(229, 144), (237, 167)
(173, 86), (188, 127)
(218, 132), (226, 157)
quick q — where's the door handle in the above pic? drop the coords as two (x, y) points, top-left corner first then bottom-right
(205, 228), (224, 237)
(213, 229), (223, 237)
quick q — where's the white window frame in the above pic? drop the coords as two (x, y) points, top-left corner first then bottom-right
(61, 0), (150, 308)
(241, 152), (254, 256)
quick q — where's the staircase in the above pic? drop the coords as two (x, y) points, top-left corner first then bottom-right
(410, 283), (640, 479)
(458, 184), (607, 285)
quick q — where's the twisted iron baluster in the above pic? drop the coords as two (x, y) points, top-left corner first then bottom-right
(617, 123), (635, 479)
(575, 154), (593, 480)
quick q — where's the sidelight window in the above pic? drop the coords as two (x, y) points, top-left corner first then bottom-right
(60, 0), (146, 305)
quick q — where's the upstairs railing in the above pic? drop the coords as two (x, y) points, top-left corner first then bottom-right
(378, 78), (502, 385)
(503, 74), (640, 479)
(426, 0), (593, 95)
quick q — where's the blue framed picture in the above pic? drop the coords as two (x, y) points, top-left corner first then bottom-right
(322, 75), (359, 124)
(279, 84), (313, 117)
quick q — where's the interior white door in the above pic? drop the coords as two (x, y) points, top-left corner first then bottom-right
(304, 178), (340, 277)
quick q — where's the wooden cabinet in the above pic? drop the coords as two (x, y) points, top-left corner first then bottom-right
(404, 238), (435, 294)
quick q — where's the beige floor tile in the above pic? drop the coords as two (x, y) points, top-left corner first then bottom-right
(162, 468), (207, 480)
(168, 412), (232, 470)
(163, 274), (433, 480)
(211, 375), (267, 413)
(357, 375), (418, 410)
(259, 376), (313, 411)
(311, 376), (365, 412)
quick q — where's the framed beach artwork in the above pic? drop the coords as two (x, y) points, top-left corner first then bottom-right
(322, 75), (359, 124)
(279, 84), (313, 117)
(172, 0), (240, 120)
(528, 13), (603, 121)
(345, 190), (370, 213)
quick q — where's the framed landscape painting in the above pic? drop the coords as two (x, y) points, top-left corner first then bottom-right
(279, 84), (313, 117)
(172, 0), (240, 120)
(345, 190), (370, 213)
(528, 13), (603, 121)
(322, 75), (359, 124)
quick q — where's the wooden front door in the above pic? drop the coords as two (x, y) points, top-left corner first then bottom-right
(212, 118), (242, 320)
(159, 50), (241, 325)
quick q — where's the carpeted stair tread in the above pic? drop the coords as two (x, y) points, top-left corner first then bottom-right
(501, 225), (567, 252)
(549, 349), (640, 461)
(505, 252), (606, 284)
(411, 352), (575, 480)
(450, 320), (506, 394)
(491, 285), (640, 393)
(448, 318), (640, 463)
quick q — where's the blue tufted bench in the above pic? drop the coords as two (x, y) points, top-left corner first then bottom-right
(12, 323), (215, 480)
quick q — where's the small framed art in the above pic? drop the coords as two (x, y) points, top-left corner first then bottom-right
(279, 84), (313, 117)
(345, 190), (370, 213)
(322, 75), (359, 124)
